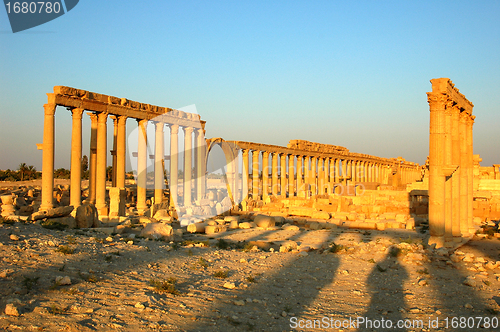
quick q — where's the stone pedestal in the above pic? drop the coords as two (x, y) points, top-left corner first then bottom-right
(109, 187), (126, 217)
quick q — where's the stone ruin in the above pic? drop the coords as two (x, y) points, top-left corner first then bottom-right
(1, 78), (499, 248)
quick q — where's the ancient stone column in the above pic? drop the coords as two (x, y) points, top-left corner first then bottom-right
(330, 158), (335, 186)
(444, 106), (453, 243)
(154, 121), (164, 205)
(466, 115), (475, 234)
(262, 152), (269, 200)
(87, 113), (98, 205)
(110, 116), (118, 187)
(195, 128), (205, 202)
(351, 160), (357, 183)
(136, 119), (148, 215)
(318, 157), (325, 194)
(341, 160), (347, 185)
(70, 108), (84, 208)
(252, 150), (260, 199)
(296, 155), (303, 196)
(271, 152), (278, 196)
(169, 124), (179, 208)
(288, 154), (295, 196)
(427, 92), (447, 247)
(457, 112), (468, 237)
(40, 104), (57, 211)
(333, 159), (339, 183)
(96, 112), (109, 216)
(310, 157), (317, 195)
(116, 116), (127, 189)
(280, 154), (287, 197)
(183, 126), (193, 207)
(232, 148), (239, 202)
(304, 156), (310, 194)
(451, 106), (461, 238)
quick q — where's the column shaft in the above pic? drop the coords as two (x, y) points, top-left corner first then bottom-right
(169, 125), (179, 208)
(280, 154), (287, 197)
(271, 153), (278, 196)
(252, 150), (260, 198)
(116, 116), (127, 188)
(183, 126), (193, 206)
(242, 149), (250, 199)
(262, 152), (269, 200)
(70, 108), (84, 208)
(296, 156), (303, 196)
(288, 155), (295, 196)
(154, 122), (164, 205)
(96, 112), (108, 215)
(40, 104), (56, 211)
(136, 119), (148, 215)
(88, 113), (98, 204)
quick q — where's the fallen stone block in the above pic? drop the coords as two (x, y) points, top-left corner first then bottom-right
(140, 223), (173, 240)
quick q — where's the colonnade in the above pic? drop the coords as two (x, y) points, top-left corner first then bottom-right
(225, 140), (421, 201)
(40, 86), (206, 216)
(427, 78), (475, 247)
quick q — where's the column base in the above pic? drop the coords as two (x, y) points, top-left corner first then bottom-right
(96, 205), (108, 217)
(428, 236), (445, 249)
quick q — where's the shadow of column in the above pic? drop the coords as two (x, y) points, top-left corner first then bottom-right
(358, 248), (409, 332)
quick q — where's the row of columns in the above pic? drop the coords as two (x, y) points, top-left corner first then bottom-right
(238, 149), (421, 199)
(40, 105), (206, 216)
(427, 78), (475, 248)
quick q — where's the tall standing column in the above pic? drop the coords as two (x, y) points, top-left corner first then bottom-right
(318, 157), (325, 195)
(242, 149), (250, 199)
(40, 104), (56, 211)
(230, 148), (239, 203)
(334, 159), (340, 183)
(466, 115), (475, 234)
(183, 126), (193, 206)
(195, 129), (205, 202)
(88, 113), (98, 205)
(136, 119), (148, 215)
(70, 108), (84, 208)
(262, 152), (270, 200)
(280, 154), (287, 197)
(451, 107), (461, 238)
(444, 106), (453, 242)
(252, 150), (260, 198)
(296, 156), (303, 196)
(169, 124), (179, 208)
(154, 121), (165, 205)
(288, 154), (295, 196)
(110, 116), (118, 187)
(458, 112), (468, 237)
(428, 92), (447, 247)
(271, 153), (278, 196)
(311, 157), (317, 195)
(96, 112), (109, 216)
(115, 116), (127, 189)
(305, 156), (311, 194)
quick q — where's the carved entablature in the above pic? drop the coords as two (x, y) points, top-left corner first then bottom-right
(227, 139), (420, 169)
(429, 78), (474, 115)
(47, 86), (203, 128)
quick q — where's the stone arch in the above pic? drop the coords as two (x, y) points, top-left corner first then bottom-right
(205, 138), (241, 204)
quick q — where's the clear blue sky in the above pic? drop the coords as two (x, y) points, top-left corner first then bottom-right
(1, 0), (499, 171)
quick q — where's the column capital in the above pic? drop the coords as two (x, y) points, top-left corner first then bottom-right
(169, 123), (179, 135)
(71, 108), (84, 119)
(136, 118), (148, 125)
(427, 93), (448, 110)
(97, 112), (108, 123)
(262, 151), (269, 157)
(242, 149), (249, 156)
(43, 103), (56, 116)
(183, 126), (194, 135)
(117, 115), (128, 126)
(155, 121), (164, 130)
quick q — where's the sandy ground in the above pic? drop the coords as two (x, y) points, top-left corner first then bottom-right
(1, 217), (500, 332)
